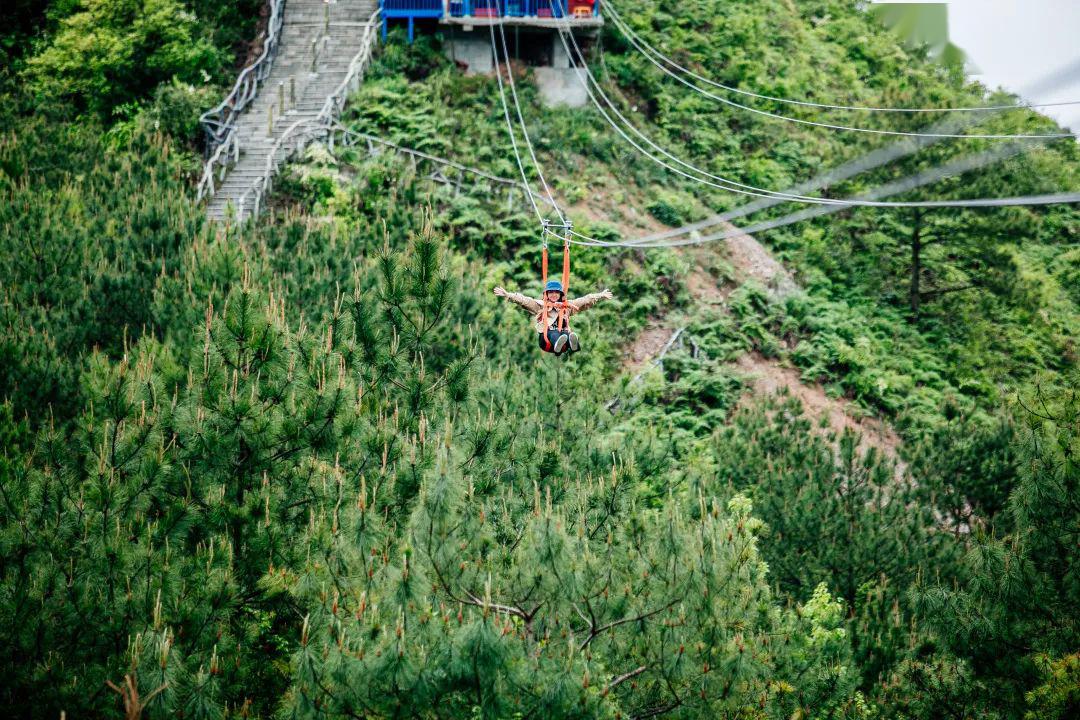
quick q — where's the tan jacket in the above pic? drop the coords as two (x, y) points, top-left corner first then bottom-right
(501, 291), (610, 333)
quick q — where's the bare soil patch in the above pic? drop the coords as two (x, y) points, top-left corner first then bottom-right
(686, 264), (729, 305)
(733, 352), (904, 463)
(718, 222), (799, 299)
(615, 221), (904, 465)
(622, 323), (677, 377)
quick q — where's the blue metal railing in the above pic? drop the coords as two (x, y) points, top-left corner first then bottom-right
(382, 0), (599, 42)
(447, 0), (600, 18)
(382, 0), (443, 14)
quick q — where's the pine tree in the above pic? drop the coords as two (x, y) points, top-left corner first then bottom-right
(284, 455), (847, 719)
(706, 395), (957, 695)
(914, 378), (1080, 716)
(0, 227), (476, 717)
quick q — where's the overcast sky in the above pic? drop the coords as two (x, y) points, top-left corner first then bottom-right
(874, 1), (1080, 130)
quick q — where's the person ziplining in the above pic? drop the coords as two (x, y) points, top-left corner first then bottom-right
(493, 236), (612, 356)
(482, 5), (613, 356)
(493, 282), (613, 355)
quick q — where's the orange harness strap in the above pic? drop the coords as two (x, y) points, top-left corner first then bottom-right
(558, 235), (572, 331)
(541, 243), (551, 335)
(540, 227), (573, 339)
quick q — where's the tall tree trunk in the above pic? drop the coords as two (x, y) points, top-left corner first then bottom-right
(909, 209), (922, 319)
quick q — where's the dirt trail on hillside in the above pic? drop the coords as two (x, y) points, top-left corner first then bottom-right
(617, 220), (904, 464)
(733, 353), (904, 462)
(716, 222), (799, 299)
(624, 326), (675, 376)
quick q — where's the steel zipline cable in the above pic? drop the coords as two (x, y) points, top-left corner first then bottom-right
(567, 134), (1080, 248)
(553, 19), (951, 209)
(486, 9), (557, 228)
(548, 17), (1080, 248)
(605, 7), (1078, 140)
(620, 56), (1080, 246)
(487, 0), (575, 245)
(484, 4), (1080, 249)
(555, 18), (1076, 227)
(571, 142), (1080, 248)
(603, 3), (1080, 115)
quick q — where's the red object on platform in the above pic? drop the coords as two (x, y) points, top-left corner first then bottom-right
(568, 0), (594, 16)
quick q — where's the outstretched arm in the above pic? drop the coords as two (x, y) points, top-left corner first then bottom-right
(493, 286), (543, 314)
(568, 289), (614, 313)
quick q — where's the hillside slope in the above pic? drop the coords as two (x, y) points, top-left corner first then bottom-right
(1, 1), (1079, 718)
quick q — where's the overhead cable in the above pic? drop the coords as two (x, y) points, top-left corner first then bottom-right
(488, 19), (544, 224)
(613, 56), (1080, 246)
(557, 22), (1072, 219)
(571, 142), (1080, 249)
(555, 25), (863, 206)
(607, 9), (1077, 140)
(491, 5), (566, 226)
(604, 4), (1080, 115)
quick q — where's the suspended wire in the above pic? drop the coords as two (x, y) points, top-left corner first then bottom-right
(555, 25), (865, 206)
(604, 4), (1080, 115)
(488, 20), (545, 226)
(483, 6), (1080, 250)
(491, 4), (567, 228)
(574, 189), (1080, 249)
(571, 141), (1080, 248)
(606, 9), (1077, 140)
(557, 19), (1071, 220)
(625, 56), (1080, 246)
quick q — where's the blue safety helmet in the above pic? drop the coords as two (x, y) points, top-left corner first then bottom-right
(544, 280), (564, 296)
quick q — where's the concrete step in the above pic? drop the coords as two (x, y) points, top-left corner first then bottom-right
(203, 0), (377, 221)
(228, 168), (279, 177)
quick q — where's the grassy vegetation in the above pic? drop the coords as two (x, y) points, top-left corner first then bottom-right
(1, 1), (1078, 718)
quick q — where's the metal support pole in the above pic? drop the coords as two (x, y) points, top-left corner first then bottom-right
(267, 106), (274, 136)
(290, 76), (296, 106)
(324, 0), (330, 32)
(311, 38), (318, 73)
(278, 82), (285, 117)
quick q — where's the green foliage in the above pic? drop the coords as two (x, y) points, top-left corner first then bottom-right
(143, 77), (222, 143)
(0, 118), (208, 422)
(25, 0), (224, 116)
(288, 479), (802, 719)
(0, 229), (477, 717)
(647, 191), (694, 227)
(2, 0), (1080, 718)
(0, 0), (49, 65)
(1026, 653), (1080, 720)
(914, 378), (1080, 714)
(705, 397), (957, 689)
(908, 407), (1018, 530)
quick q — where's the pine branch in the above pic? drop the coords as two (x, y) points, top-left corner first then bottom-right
(608, 665), (648, 691)
(579, 596), (683, 651)
(919, 283), (977, 299)
(421, 538), (531, 624)
(106, 674), (168, 720)
(462, 588), (529, 622)
(632, 699), (682, 720)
